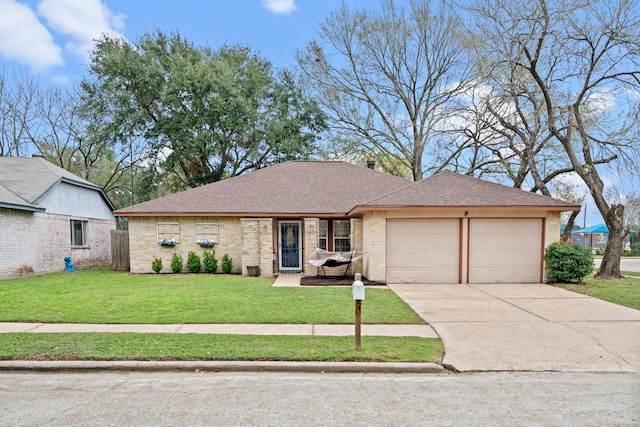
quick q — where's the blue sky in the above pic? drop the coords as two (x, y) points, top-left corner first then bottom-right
(0, 0), (373, 83)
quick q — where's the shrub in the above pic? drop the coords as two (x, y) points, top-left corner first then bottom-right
(595, 248), (602, 255)
(544, 241), (593, 283)
(623, 249), (631, 256)
(151, 257), (163, 273)
(221, 253), (233, 274)
(203, 250), (218, 273)
(170, 252), (183, 273)
(187, 251), (201, 273)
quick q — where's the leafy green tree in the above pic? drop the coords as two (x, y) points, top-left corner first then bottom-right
(82, 30), (326, 191)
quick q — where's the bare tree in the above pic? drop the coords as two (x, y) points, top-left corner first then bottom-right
(465, 0), (640, 279)
(0, 67), (38, 156)
(297, 0), (472, 180)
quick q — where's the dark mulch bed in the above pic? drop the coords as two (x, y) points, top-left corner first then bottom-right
(300, 275), (386, 286)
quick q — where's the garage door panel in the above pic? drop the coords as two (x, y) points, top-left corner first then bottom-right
(469, 218), (542, 284)
(387, 219), (459, 284)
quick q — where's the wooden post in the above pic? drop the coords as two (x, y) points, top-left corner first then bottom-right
(355, 299), (362, 350)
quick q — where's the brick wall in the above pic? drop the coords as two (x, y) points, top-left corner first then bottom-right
(303, 218), (319, 276)
(241, 218), (275, 276)
(128, 216), (243, 274)
(0, 208), (114, 279)
(361, 211), (387, 281)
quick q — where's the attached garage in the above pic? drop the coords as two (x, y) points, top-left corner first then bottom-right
(468, 218), (543, 283)
(386, 218), (460, 284)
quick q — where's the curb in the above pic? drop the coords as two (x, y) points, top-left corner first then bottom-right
(0, 360), (446, 374)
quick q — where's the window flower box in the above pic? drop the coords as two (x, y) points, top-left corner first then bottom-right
(158, 239), (177, 247)
(197, 240), (216, 248)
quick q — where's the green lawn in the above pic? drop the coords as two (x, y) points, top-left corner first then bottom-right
(0, 268), (440, 362)
(0, 333), (443, 363)
(0, 267), (424, 324)
(552, 275), (640, 310)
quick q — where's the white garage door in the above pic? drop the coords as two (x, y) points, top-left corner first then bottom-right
(387, 219), (460, 284)
(469, 218), (543, 284)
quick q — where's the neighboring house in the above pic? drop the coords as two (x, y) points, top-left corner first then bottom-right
(571, 223), (637, 252)
(0, 155), (116, 279)
(571, 224), (609, 250)
(116, 161), (579, 284)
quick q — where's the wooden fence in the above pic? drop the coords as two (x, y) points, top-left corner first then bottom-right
(111, 230), (130, 271)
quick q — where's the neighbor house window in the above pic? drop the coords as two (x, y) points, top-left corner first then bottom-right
(70, 219), (88, 247)
(333, 220), (351, 252)
(195, 223), (219, 244)
(157, 222), (180, 243)
(318, 220), (328, 250)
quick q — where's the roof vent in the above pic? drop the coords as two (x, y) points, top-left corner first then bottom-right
(367, 160), (375, 169)
(32, 153), (44, 158)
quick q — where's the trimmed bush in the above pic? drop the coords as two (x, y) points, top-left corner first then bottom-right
(221, 253), (233, 274)
(187, 251), (201, 273)
(544, 241), (593, 283)
(170, 252), (183, 273)
(151, 257), (162, 273)
(203, 250), (218, 274)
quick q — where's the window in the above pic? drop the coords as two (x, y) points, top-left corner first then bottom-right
(70, 219), (88, 247)
(318, 220), (328, 250)
(195, 223), (219, 244)
(333, 220), (351, 252)
(157, 222), (180, 243)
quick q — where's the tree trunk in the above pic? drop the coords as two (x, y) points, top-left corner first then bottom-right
(561, 210), (579, 242)
(595, 204), (627, 279)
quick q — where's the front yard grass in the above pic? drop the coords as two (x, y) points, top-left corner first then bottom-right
(0, 333), (443, 363)
(0, 268), (441, 362)
(552, 275), (640, 310)
(0, 267), (424, 324)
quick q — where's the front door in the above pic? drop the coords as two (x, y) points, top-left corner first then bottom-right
(279, 221), (301, 271)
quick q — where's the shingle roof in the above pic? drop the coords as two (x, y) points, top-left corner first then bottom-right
(115, 161), (412, 216)
(0, 156), (114, 211)
(351, 170), (580, 213)
(115, 162), (579, 217)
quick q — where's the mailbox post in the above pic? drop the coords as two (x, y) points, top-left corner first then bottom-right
(352, 273), (365, 350)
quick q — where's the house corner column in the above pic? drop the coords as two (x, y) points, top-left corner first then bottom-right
(258, 218), (274, 277)
(303, 218), (319, 276)
(350, 218), (363, 275)
(240, 218), (260, 276)
(363, 211), (386, 282)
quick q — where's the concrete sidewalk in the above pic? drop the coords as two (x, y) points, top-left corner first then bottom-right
(0, 322), (438, 337)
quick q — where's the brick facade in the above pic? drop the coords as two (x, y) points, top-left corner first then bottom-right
(128, 216), (243, 274)
(241, 218), (274, 277)
(0, 208), (114, 279)
(127, 210), (562, 281)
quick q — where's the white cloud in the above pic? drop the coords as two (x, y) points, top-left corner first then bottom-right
(262, 0), (297, 14)
(0, 0), (63, 71)
(37, 0), (125, 61)
(585, 89), (616, 114)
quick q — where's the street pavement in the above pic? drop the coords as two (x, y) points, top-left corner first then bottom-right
(594, 257), (640, 272)
(1, 371), (638, 426)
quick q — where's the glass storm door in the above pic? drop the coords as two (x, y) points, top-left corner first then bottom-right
(279, 221), (301, 270)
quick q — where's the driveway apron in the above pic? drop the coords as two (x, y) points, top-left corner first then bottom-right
(388, 283), (640, 372)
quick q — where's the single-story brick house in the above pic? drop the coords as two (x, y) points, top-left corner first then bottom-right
(115, 161), (579, 284)
(0, 156), (116, 279)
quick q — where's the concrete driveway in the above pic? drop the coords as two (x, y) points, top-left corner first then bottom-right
(388, 283), (640, 372)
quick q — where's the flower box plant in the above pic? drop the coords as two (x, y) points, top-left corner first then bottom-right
(158, 239), (177, 247)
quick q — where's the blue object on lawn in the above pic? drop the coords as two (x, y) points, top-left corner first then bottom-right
(64, 256), (77, 272)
